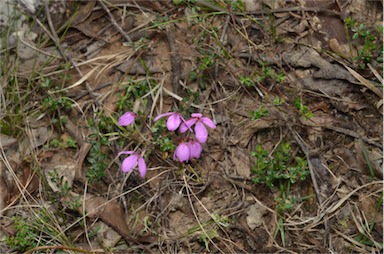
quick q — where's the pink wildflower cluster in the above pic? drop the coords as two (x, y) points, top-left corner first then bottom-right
(117, 111), (216, 177)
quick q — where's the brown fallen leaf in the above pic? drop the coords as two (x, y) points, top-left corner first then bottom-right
(71, 1), (96, 26)
(21, 126), (51, 156)
(116, 56), (163, 74)
(354, 141), (383, 178)
(309, 156), (338, 201)
(246, 203), (268, 230)
(305, 0), (347, 45)
(73, 143), (91, 182)
(63, 192), (151, 250)
(283, 48), (354, 82)
(229, 146), (251, 177)
(0, 174), (9, 216)
(0, 134), (18, 149)
(229, 118), (278, 147)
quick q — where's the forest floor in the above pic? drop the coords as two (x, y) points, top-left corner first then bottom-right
(0, 0), (383, 253)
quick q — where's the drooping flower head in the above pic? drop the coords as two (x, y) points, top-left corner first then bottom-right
(180, 113), (216, 143)
(173, 139), (203, 162)
(173, 142), (190, 162)
(118, 151), (147, 177)
(154, 112), (185, 131)
(188, 140), (203, 159)
(118, 112), (137, 126)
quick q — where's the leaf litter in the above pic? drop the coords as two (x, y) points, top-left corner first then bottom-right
(0, 0), (382, 253)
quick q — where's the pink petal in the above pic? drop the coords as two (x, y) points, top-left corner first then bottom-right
(121, 154), (138, 173)
(166, 113), (182, 131)
(118, 151), (135, 156)
(194, 122), (208, 143)
(118, 112), (136, 126)
(138, 157), (147, 178)
(174, 142), (190, 162)
(201, 117), (216, 129)
(191, 113), (202, 118)
(179, 118), (197, 133)
(189, 141), (203, 159)
(154, 112), (174, 122)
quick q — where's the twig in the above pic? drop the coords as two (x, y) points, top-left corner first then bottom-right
(324, 125), (382, 148)
(287, 125), (333, 248)
(289, 126), (323, 204)
(42, 3), (100, 106)
(165, 25), (182, 97)
(25, 245), (94, 254)
(99, 0), (132, 43)
(367, 63), (383, 85)
(214, 14), (231, 79)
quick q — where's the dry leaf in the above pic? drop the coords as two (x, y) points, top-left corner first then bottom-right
(0, 134), (17, 149)
(229, 147), (251, 177)
(0, 175), (9, 216)
(229, 118), (276, 147)
(45, 164), (75, 192)
(283, 48), (354, 82)
(116, 56), (162, 74)
(96, 221), (122, 248)
(71, 1), (96, 26)
(246, 203), (268, 230)
(81, 195), (131, 240)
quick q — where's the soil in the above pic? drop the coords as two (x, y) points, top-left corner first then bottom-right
(0, 0), (383, 253)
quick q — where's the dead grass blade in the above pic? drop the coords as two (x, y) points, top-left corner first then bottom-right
(343, 64), (383, 99)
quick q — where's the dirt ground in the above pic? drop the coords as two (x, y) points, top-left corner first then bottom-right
(0, 0), (383, 253)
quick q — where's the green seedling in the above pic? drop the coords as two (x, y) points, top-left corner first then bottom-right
(293, 99), (313, 120)
(251, 143), (310, 246)
(186, 212), (229, 251)
(254, 62), (286, 84)
(251, 143), (309, 189)
(85, 118), (111, 183)
(239, 76), (255, 87)
(5, 218), (39, 252)
(251, 105), (269, 120)
(344, 17), (383, 69)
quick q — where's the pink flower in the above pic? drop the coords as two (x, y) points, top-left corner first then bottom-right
(173, 142), (190, 162)
(154, 112), (185, 131)
(118, 151), (147, 177)
(188, 140), (203, 159)
(118, 112), (137, 126)
(180, 113), (216, 143)
(173, 140), (203, 162)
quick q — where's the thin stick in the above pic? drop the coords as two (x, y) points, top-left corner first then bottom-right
(99, 0), (132, 43)
(166, 25), (182, 97)
(42, 3), (100, 106)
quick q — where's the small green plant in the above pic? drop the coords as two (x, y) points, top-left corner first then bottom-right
(251, 143), (309, 189)
(48, 169), (81, 209)
(117, 78), (154, 111)
(293, 99), (313, 120)
(239, 75), (255, 87)
(251, 142), (310, 246)
(255, 62), (286, 84)
(46, 137), (77, 149)
(5, 218), (39, 252)
(186, 212), (229, 251)
(251, 105), (269, 120)
(41, 95), (73, 112)
(86, 137), (109, 183)
(85, 118), (112, 183)
(6, 207), (72, 252)
(344, 17), (383, 69)
(273, 96), (286, 106)
(152, 121), (177, 153)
